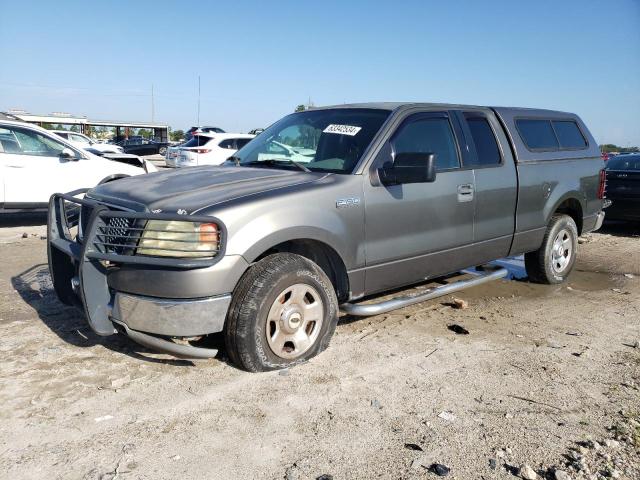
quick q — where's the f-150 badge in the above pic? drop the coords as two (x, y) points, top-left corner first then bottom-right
(336, 197), (361, 208)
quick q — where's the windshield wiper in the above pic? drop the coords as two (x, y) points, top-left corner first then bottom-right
(243, 158), (311, 173)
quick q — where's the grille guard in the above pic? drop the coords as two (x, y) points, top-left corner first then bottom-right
(48, 191), (227, 337)
(49, 192), (226, 268)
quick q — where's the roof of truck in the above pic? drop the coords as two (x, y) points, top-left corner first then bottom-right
(313, 102), (574, 116)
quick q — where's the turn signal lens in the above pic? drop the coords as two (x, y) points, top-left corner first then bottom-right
(199, 223), (219, 244)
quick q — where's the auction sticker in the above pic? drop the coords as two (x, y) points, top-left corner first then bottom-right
(323, 124), (362, 136)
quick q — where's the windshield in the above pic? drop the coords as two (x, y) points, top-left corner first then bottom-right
(607, 155), (640, 170)
(232, 108), (390, 174)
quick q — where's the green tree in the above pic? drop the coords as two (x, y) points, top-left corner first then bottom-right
(170, 129), (185, 142)
(600, 144), (640, 154)
(295, 104), (306, 112)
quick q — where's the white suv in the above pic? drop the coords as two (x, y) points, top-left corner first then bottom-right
(166, 133), (254, 167)
(52, 130), (124, 154)
(0, 119), (151, 212)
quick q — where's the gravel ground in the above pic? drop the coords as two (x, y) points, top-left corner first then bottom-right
(0, 220), (638, 480)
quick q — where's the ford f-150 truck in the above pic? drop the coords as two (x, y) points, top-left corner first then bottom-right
(48, 103), (606, 371)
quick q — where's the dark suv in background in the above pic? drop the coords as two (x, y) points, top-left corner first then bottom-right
(605, 153), (640, 222)
(116, 138), (170, 156)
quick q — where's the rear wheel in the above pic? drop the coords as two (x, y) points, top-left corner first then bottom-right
(525, 214), (578, 284)
(224, 253), (339, 372)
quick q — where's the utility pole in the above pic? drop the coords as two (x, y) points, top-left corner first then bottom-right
(197, 75), (201, 125)
(151, 84), (155, 123)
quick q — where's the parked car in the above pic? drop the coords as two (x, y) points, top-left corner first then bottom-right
(0, 119), (152, 213)
(82, 148), (157, 173)
(604, 153), (640, 222)
(116, 138), (169, 156)
(48, 103), (605, 371)
(52, 131), (124, 154)
(166, 133), (255, 167)
(185, 126), (226, 141)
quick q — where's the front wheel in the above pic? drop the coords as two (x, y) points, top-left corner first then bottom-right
(224, 253), (339, 372)
(525, 214), (578, 284)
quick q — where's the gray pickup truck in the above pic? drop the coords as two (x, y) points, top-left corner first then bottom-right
(48, 103), (606, 371)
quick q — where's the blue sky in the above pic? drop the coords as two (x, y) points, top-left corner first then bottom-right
(1, 0), (639, 145)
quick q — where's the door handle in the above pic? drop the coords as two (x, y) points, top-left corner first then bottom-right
(457, 184), (474, 203)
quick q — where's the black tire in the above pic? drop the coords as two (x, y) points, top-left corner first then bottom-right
(224, 253), (339, 372)
(159, 147), (167, 156)
(525, 214), (578, 284)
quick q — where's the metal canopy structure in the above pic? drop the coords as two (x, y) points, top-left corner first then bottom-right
(12, 112), (169, 142)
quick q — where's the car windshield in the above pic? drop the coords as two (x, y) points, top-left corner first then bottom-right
(232, 108), (391, 174)
(607, 155), (640, 170)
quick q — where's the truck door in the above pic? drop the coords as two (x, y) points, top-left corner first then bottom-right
(455, 110), (518, 262)
(363, 111), (475, 294)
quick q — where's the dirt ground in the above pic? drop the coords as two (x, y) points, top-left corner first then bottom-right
(0, 217), (638, 480)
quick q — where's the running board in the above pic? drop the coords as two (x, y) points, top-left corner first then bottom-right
(340, 267), (509, 317)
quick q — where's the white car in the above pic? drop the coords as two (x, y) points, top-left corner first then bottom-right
(52, 130), (124, 154)
(0, 119), (152, 212)
(166, 133), (254, 167)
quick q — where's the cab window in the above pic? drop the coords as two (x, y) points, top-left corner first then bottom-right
(463, 114), (502, 167)
(392, 115), (460, 170)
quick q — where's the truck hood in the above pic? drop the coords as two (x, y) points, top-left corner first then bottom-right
(88, 165), (322, 213)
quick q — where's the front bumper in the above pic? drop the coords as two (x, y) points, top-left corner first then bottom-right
(111, 292), (231, 336)
(47, 191), (236, 358)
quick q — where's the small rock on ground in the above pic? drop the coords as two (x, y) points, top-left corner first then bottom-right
(451, 298), (468, 309)
(519, 464), (537, 479)
(428, 463), (450, 476)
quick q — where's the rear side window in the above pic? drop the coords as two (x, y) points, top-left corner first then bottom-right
(235, 138), (252, 149)
(464, 116), (501, 166)
(516, 119), (559, 150)
(183, 136), (211, 147)
(552, 120), (587, 149)
(219, 139), (235, 149)
(392, 117), (460, 170)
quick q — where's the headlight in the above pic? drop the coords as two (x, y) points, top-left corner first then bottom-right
(137, 220), (220, 258)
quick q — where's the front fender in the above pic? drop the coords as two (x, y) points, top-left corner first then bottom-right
(241, 224), (351, 265)
(215, 187), (366, 271)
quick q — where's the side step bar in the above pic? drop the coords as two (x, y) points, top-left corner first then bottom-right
(340, 267), (509, 317)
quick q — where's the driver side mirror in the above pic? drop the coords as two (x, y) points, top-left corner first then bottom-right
(59, 147), (80, 161)
(378, 152), (436, 186)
